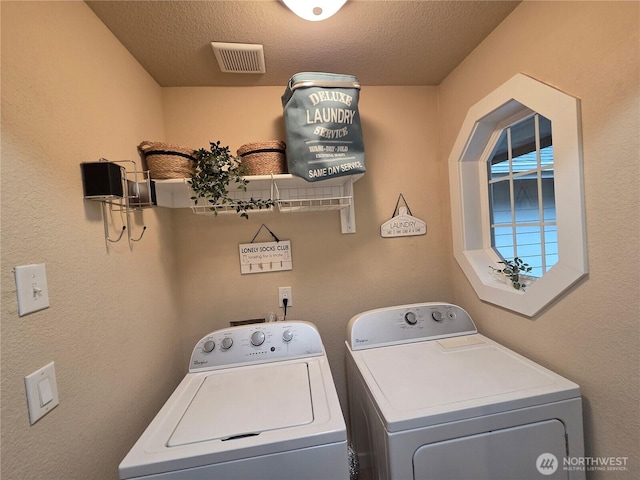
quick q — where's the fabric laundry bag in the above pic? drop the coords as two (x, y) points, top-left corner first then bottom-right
(282, 72), (365, 182)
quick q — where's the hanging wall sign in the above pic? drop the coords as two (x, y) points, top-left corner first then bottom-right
(380, 194), (427, 238)
(239, 240), (293, 274)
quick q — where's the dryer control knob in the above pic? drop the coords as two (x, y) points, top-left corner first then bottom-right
(221, 337), (233, 350)
(404, 311), (418, 325)
(250, 330), (266, 346)
(203, 340), (215, 353)
(432, 311), (444, 322)
(282, 330), (294, 342)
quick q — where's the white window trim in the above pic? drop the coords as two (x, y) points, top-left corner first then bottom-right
(448, 73), (588, 317)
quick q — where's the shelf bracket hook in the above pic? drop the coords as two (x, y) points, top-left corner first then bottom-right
(128, 225), (147, 244)
(101, 201), (126, 248)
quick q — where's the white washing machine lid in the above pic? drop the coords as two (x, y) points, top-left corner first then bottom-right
(119, 357), (346, 478)
(351, 334), (580, 432)
(169, 362), (312, 446)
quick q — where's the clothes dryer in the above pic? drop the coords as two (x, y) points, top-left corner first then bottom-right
(346, 303), (585, 480)
(120, 321), (348, 479)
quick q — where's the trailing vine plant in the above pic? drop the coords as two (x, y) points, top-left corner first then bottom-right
(188, 141), (274, 219)
(490, 257), (534, 291)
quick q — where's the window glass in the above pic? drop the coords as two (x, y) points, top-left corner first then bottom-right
(488, 114), (557, 276)
(489, 129), (509, 180)
(542, 173), (556, 222)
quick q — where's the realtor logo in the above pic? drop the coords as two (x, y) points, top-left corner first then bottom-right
(536, 453), (558, 475)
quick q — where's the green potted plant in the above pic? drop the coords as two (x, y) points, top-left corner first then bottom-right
(489, 257), (535, 291)
(188, 141), (274, 219)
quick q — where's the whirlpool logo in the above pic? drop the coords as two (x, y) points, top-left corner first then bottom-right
(536, 453), (558, 475)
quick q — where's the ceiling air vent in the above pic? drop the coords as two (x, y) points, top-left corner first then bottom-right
(211, 42), (266, 74)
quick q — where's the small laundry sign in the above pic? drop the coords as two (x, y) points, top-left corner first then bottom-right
(380, 195), (427, 238)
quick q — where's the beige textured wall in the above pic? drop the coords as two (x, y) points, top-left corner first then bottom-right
(2, 1), (638, 479)
(162, 85), (451, 411)
(1, 2), (183, 479)
(439, 2), (640, 478)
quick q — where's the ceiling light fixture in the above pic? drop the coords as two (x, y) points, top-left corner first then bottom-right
(282, 0), (347, 22)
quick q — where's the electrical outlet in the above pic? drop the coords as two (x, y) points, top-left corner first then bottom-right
(278, 287), (292, 308)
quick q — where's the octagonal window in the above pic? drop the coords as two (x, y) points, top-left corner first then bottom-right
(447, 74), (587, 317)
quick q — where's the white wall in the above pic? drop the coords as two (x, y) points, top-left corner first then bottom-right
(439, 2), (640, 478)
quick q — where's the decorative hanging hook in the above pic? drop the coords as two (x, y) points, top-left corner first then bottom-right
(250, 224), (281, 243)
(391, 193), (413, 217)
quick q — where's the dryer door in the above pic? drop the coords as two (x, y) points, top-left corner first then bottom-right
(413, 419), (568, 479)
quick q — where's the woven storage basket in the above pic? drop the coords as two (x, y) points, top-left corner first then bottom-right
(237, 141), (287, 176)
(138, 140), (197, 179)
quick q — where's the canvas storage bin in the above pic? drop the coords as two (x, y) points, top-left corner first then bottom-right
(282, 72), (365, 182)
(237, 141), (287, 175)
(138, 140), (197, 179)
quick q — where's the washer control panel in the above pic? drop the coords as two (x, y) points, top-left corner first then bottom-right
(347, 302), (477, 350)
(189, 321), (324, 372)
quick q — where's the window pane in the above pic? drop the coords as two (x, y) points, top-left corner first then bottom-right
(512, 151), (538, 175)
(489, 180), (511, 224)
(541, 174), (556, 222)
(540, 144), (554, 168)
(489, 129), (509, 179)
(514, 177), (540, 222)
(516, 226), (542, 277)
(544, 226), (558, 271)
(538, 115), (553, 152)
(510, 115), (537, 168)
(487, 113), (557, 280)
(492, 226), (514, 260)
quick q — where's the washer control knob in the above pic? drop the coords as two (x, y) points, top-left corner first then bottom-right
(404, 311), (418, 325)
(432, 311), (444, 322)
(221, 337), (233, 350)
(203, 340), (215, 353)
(250, 330), (265, 346)
(282, 330), (294, 343)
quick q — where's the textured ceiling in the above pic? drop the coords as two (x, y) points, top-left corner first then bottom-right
(86, 0), (520, 87)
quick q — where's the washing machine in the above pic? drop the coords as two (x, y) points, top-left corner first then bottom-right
(120, 321), (348, 479)
(346, 303), (585, 480)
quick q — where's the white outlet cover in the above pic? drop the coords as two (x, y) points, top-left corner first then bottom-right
(15, 263), (50, 316)
(279, 286), (293, 307)
(24, 361), (59, 424)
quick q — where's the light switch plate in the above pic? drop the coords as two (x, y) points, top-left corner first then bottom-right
(14, 264), (50, 316)
(24, 361), (59, 425)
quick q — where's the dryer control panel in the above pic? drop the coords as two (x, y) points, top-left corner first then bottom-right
(189, 321), (325, 372)
(347, 302), (477, 350)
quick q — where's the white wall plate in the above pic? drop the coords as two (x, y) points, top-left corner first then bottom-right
(14, 263), (50, 316)
(24, 362), (59, 425)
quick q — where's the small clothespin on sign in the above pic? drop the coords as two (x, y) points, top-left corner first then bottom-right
(380, 194), (427, 238)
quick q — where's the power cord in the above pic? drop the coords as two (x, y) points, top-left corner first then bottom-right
(283, 297), (288, 321)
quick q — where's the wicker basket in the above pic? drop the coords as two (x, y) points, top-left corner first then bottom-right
(237, 141), (287, 176)
(138, 140), (197, 179)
